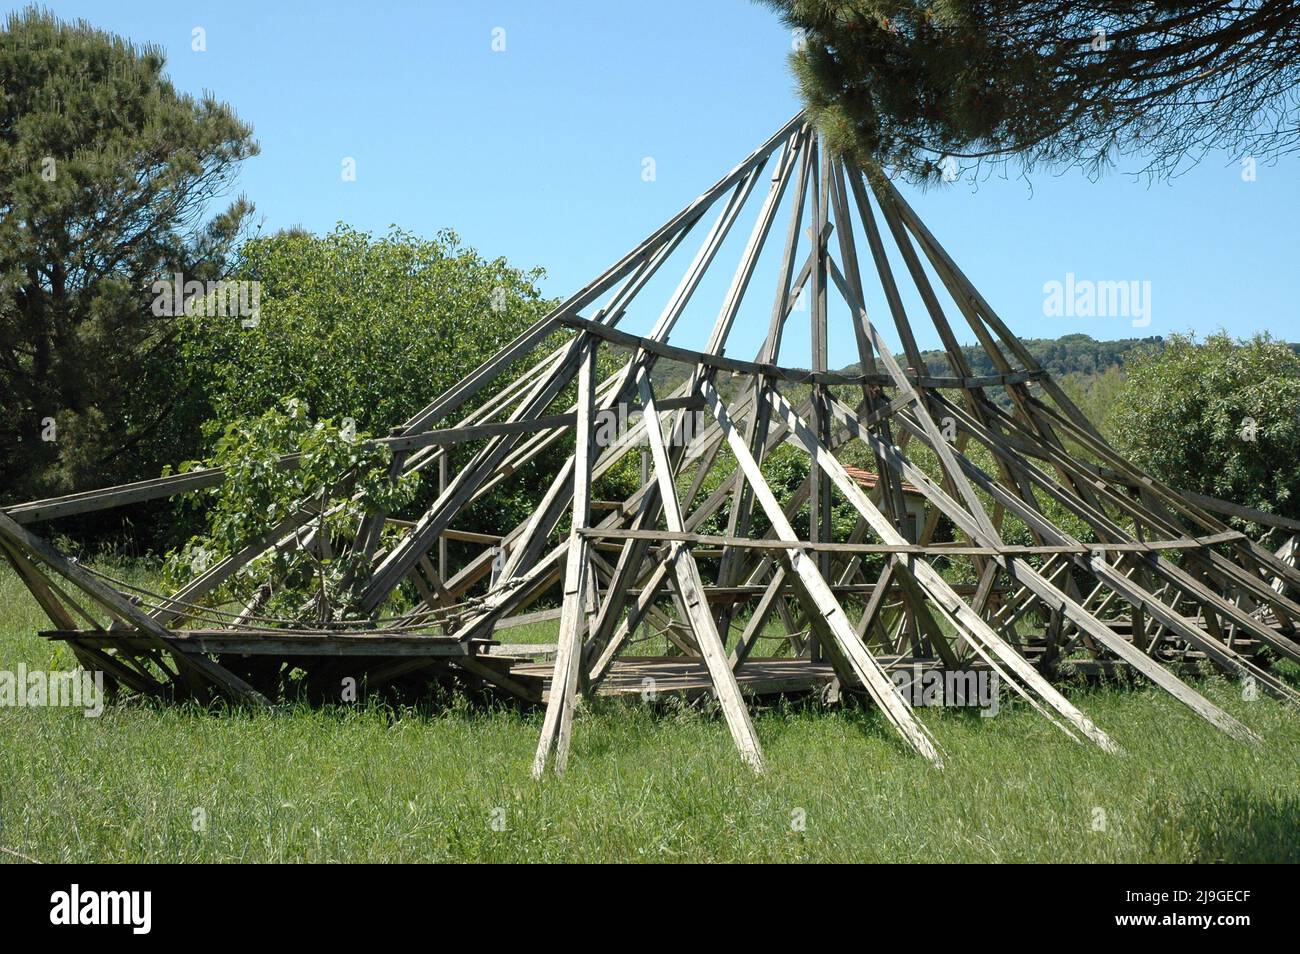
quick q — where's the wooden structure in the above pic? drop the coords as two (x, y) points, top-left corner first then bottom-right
(4, 114), (1299, 776)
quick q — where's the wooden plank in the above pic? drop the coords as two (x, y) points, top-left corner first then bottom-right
(761, 387), (1119, 753)
(1176, 491), (1300, 533)
(557, 314), (1043, 390)
(43, 630), (470, 657)
(533, 337), (598, 777)
(949, 394), (1300, 664)
(1008, 563), (1259, 742)
(837, 395), (1260, 740)
(489, 150), (779, 594)
(495, 607), (563, 631)
(701, 377), (943, 766)
(826, 256), (999, 543)
(1, 539), (82, 630)
(397, 112), (804, 439)
(359, 333), (590, 612)
(717, 129), (814, 615)
(0, 512), (270, 707)
(894, 401), (1299, 706)
(577, 527), (1240, 556)
(454, 655), (543, 704)
(5, 465), (237, 524)
(574, 142), (805, 672)
(454, 140), (773, 582)
(638, 371), (765, 771)
(0, 541), (161, 695)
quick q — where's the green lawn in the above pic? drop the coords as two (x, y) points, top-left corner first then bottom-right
(1, 564), (1298, 863)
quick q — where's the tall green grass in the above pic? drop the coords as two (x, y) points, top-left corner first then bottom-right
(1, 565), (1297, 863)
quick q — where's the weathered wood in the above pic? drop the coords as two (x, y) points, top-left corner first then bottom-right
(0, 541), (160, 695)
(42, 629), (469, 656)
(892, 399), (1298, 706)
(943, 394), (1300, 667)
(3, 112), (1289, 778)
(574, 138), (808, 679)
(638, 371), (766, 771)
(399, 112), (803, 439)
(829, 396), (1260, 739)
(1176, 490), (1300, 534)
(0, 512), (270, 707)
(763, 387), (1119, 753)
(702, 377), (943, 765)
(533, 337), (598, 777)
(359, 335), (591, 612)
(577, 527), (1241, 556)
(557, 314), (1043, 391)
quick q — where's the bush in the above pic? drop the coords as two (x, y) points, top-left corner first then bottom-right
(1111, 332), (1300, 524)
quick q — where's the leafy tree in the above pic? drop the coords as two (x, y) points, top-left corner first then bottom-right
(168, 224), (560, 545)
(762, 1), (1300, 181)
(163, 400), (419, 621)
(1111, 332), (1300, 524)
(0, 7), (256, 500)
(173, 224), (551, 439)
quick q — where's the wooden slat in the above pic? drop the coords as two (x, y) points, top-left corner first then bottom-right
(558, 314), (1044, 391)
(42, 630), (469, 657)
(762, 387), (1119, 753)
(637, 371), (766, 771)
(701, 377), (943, 766)
(0, 512), (270, 707)
(578, 527), (1242, 555)
(533, 337), (598, 777)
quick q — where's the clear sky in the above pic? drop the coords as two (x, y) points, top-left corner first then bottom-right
(21, 0), (1300, 365)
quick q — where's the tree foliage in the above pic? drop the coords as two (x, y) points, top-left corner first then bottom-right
(0, 6), (256, 500)
(165, 224), (560, 549)
(163, 400), (419, 621)
(1111, 332), (1300, 524)
(762, 1), (1300, 182)
(1058, 364), (1126, 441)
(173, 224), (551, 439)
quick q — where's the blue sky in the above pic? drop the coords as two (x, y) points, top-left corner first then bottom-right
(22, 0), (1300, 365)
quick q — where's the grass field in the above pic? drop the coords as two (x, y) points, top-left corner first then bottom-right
(2, 564), (1298, 863)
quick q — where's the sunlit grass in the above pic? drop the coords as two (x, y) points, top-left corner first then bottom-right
(1, 565), (1297, 863)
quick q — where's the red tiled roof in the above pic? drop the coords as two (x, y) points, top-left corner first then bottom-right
(843, 465), (923, 498)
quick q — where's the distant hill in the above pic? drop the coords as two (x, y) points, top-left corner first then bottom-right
(836, 333), (1166, 378)
(630, 333), (1297, 410)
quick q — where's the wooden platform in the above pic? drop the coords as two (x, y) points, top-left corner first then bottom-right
(40, 618), (1278, 710)
(512, 655), (845, 702)
(42, 628), (476, 657)
(503, 652), (1206, 703)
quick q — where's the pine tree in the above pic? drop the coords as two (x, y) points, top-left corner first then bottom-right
(762, 1), (1300, 182)
(0, 7), (257, 502)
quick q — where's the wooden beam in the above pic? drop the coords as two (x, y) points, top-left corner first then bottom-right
(533, 337), (598, 777)
(701, 377), (943, 765)
(637, 371), (766, 771)
(0, 513), (270, 707)
(762, 387), (1119, 753)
